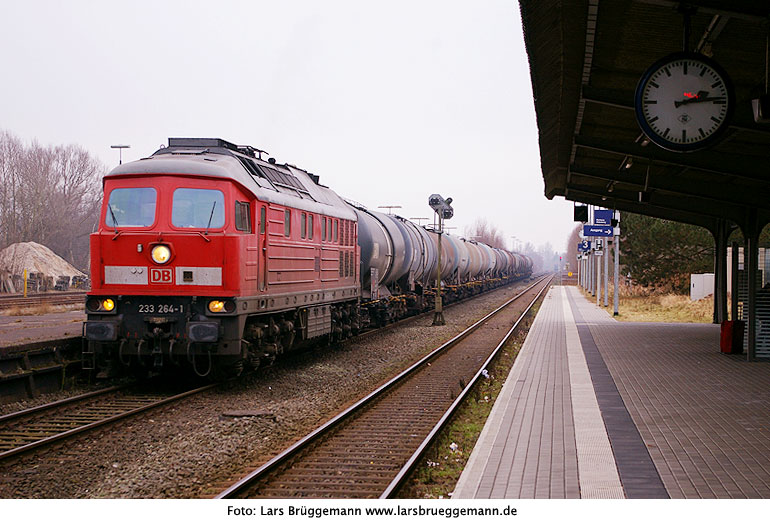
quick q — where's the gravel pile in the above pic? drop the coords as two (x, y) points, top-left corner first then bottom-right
(0, 241), (85, 282)
(0, 281), (533, 498)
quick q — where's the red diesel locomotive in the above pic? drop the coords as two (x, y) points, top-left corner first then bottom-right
(84, 138), (531, 378)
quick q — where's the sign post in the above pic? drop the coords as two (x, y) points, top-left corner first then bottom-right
(604, 241), (609, 307)
(614, 213), (620, 316)
(596, 239), (602, 305)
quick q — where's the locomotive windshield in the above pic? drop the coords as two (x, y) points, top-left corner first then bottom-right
(105, 187), (157, 227)
(172, 188), (225, 229)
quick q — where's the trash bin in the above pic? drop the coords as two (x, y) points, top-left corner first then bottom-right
(720, 320), (745, 354)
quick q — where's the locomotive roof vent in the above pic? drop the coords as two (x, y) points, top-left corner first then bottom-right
(168, 137), (239, 150)
(166, 138), (268, 160)
(163, 137), (316, 200)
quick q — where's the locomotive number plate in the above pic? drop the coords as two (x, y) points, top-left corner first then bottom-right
(138, 304), (184, 314)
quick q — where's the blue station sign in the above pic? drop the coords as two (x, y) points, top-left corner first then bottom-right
(577, 240), (591, 252)
(583, 224), (613, 237)
(594, 209), (614, 226)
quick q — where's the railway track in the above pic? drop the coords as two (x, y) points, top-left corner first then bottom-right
(0, 291), (86, 310)
(0, 382), (216, 461)
(216, 274), (552, 499)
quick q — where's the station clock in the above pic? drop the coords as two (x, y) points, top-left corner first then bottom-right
(635, 51), (734, 152)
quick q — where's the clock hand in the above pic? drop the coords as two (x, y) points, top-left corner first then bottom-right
(674, 96), (725, 108)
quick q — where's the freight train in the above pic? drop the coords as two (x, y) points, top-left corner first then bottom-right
(83, 138), (532, 378)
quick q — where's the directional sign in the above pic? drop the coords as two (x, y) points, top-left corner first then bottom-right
(583, 224), (613, 237)
(577, 240), (591, 252)
(594, 209), (613, 226)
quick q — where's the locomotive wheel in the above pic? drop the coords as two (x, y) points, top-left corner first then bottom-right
(213, 358), (245, 381)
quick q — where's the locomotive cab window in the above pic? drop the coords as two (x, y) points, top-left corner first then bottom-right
(301, 212), (307, 238)
(235, 201), (251, 232)
(171, 188), (225, 229)
(284, 209), (291, 237)
(106, 187), (157, 228)
(322, 217), (327, 241)
(308, 214), (314, 240)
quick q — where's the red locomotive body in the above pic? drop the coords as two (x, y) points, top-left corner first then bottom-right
(85, 138), (360, 377)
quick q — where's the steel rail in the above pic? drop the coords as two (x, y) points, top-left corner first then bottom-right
(215, 274), (551, 499)
(0, 292), (86, 309)
(0, 383), (217, 461)
(380, 274), (553, 497)
(0, 384), (130, 424)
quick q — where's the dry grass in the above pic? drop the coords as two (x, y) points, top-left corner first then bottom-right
(1, 302), (82, 316)
(583, 285), (714, 323)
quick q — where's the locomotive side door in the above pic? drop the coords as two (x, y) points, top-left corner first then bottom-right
(258, 204), (267, 291)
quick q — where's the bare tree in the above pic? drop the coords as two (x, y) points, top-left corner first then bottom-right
(464, 218), (505, 248)
(565, 224), (581, 271)
(0, 130), (106, 271)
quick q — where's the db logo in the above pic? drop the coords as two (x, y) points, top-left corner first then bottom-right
(150, 268), (173, 284)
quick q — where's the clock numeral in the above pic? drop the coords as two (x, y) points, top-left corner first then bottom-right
(645, 100), (657, 104)
(649, 81), (659, 89)
(682, 130), (687, 143)
(663, 127), (671, 138)
(683, 62), (688, 75)
(648, 116), (659, 123)
(710, 116), (720, 123)
(698, 128), (705, 138)
(711, 80), (723, 88)
(699, 67), (707, 77)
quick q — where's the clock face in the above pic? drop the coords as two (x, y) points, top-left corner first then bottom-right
(635, 52), (734, 152)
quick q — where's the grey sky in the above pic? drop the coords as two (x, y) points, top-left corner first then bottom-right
(0, 0), (574, 252)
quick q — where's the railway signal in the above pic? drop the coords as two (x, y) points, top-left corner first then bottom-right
(429, 194), (453, 326)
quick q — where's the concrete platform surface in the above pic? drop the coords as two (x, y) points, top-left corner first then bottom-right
(453, 285), (770, 499)
(0, 311), (84, 349)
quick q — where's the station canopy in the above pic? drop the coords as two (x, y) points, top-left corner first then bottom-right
(519, 0), (770, 234)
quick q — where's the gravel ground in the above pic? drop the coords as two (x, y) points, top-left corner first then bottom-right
(0, 281), (535, 498)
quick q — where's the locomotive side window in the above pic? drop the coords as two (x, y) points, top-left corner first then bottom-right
(235, 201), (251, 232)
(106, 187), (156, 227)
(322, 216), (327, 241)
(301, 212), (307, 239)
(308, 214), (314, 240)
(284, 209), (291, 237)
(171, 188), (225, 229)
(334, 219), (338, 243)
(260, 206), (266, 234)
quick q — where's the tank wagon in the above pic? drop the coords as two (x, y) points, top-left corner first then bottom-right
(84, 138), (532, 378)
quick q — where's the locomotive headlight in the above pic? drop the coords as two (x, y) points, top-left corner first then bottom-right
(208, 300), (225, 313)
(87, 297), (116, 313)
(207, 300), (235, 314)
(151, 244), (171, 264)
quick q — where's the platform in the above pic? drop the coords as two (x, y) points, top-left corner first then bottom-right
(0, 311), (84, 349)
(453, 285), (770, 499)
